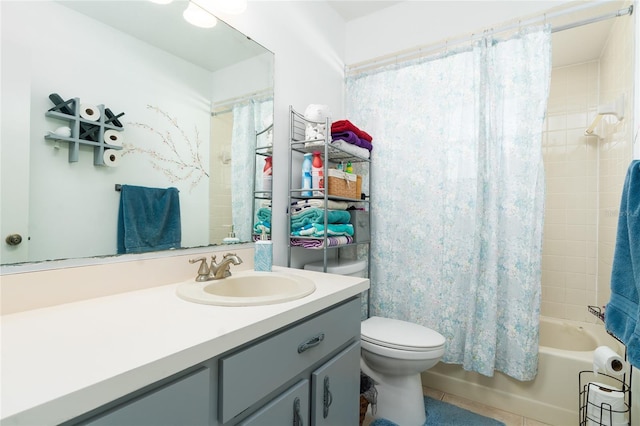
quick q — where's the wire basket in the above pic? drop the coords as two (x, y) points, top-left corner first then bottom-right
(327, 169), (357, 199)
(579, 370), (630, 425)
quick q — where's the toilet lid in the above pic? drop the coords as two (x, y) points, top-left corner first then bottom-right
(361, 316), (445, 351)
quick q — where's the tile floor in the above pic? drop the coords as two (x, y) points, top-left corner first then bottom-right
(362, 386), (554, 426)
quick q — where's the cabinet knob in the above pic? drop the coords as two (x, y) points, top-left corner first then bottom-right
(5, 234), (22, 246)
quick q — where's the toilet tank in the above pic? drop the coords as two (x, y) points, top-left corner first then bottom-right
(303, 259), (367, 277)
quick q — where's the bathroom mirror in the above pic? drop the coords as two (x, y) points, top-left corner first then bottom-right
(0, 0), (274, 266)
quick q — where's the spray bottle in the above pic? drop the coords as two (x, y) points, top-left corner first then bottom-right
(301, 153), (313, 196)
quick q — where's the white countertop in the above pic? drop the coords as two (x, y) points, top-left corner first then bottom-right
(0, 266), (369, 425)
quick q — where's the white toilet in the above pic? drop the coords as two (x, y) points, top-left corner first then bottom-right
(360, 316), (445, 426)
(304, 259), (446, 426)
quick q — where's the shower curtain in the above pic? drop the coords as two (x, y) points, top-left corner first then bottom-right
(347, 26), (551, 380)
(231, 98), (273, 242)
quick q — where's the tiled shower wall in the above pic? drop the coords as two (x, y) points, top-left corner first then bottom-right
(541, 15), (634, 322)
(210, 113), (234, 244)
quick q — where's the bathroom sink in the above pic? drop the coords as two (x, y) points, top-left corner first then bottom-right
(176, 271), (316, 306)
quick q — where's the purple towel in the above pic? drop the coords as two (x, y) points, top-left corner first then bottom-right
(331, 131), (373, 151)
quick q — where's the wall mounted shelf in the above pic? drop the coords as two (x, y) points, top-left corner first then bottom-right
(44, 96), (124, 166)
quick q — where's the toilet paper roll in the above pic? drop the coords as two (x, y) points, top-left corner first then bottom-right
(80, 104), (101, 121)
(593, 346), (628, 376)
(586, 382), (627, 426)
(104, 129), (124, 147)
(103, 149), (120, 167)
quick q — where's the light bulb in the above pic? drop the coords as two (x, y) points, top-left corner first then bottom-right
(148, 0), (173, 4)
(183, 1), (218, 28)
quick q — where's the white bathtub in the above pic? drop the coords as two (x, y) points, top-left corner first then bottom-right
(421, 316), (624, 425)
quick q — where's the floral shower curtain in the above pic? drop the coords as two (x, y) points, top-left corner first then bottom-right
(231, 98), (273, 241)
(347, 26), (551, 380)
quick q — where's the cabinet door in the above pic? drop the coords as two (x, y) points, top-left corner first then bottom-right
(240, 379), (309, 426)
(311, 341), (360, 426)
(80, 367), (211, 426)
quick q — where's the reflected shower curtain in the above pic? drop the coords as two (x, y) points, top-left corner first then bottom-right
(231, 98), (273, 241)
(347, 26), (550, 380)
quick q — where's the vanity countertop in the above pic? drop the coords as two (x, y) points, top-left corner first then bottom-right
(0, 266), (369, 425)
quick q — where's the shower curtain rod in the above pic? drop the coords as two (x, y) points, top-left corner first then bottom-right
(211, 88), (273, 116)
(346, 3), (634, 77)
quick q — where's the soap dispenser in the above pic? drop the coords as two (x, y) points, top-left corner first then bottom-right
(254, 226), (272, 272)
(223, 226), (240, 244)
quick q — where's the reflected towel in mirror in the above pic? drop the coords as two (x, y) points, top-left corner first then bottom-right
(117, 185), (181, 254)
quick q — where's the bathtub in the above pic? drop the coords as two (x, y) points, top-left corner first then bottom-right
(421, 316), (625, 425)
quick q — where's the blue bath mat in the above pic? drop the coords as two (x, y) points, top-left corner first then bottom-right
(369, 396), (505, 426)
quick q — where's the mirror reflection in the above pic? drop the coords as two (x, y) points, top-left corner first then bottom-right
(0, 0), (274, 265)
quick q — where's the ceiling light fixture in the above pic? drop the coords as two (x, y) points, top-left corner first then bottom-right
(183, 1), (218, 28)
(148, 0), (173, 4)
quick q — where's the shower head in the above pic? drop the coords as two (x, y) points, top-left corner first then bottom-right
(584, 94), (624, 137)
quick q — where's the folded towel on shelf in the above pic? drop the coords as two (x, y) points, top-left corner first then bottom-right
(291, 199), (349, 213)
(605, 160), (640, 368)
(302, 139), (371, 160)
(290, 236), (353, 249)
(331, 120), (373, 142)
(256, 207), (271, 223)
(290, 208), (351, 231)
(331, 131), (374, 152)
(331, 139), (371, 160)
(294, 223), (354, 237)
(117, 185), (181, 254)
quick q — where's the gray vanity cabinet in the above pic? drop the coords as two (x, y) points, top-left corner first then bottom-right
(219, 297), (360, 425)
(77, 367), (212, 426)
(65, 298), (360, 426)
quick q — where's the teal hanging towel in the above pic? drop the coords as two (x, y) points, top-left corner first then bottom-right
(605, 160), (640, 368)
(117, 184), (181, 254)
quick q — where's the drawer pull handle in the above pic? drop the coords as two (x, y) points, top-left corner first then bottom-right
(293, 397), (303, 426)
(297, 333), (325, 353)
(323, 376), (333, 419)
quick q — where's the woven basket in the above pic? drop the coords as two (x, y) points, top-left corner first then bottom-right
(327, 169), (357, 199)
(359, 395), (369, 426)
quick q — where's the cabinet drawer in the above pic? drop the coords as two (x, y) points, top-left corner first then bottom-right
(219, 298), (360, 423)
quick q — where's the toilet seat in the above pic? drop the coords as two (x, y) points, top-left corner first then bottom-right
(361, 316), (445, 352)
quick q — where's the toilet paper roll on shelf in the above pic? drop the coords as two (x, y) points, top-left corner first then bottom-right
(103, 149), (120, 167)
(104, 129), (124, 146)
(593, 346), (628, 376)
(80, 104), (101, 121)
(586, 382), (627, 426)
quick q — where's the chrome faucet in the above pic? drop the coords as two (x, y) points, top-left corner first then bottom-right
(209, 253), (243, 280)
